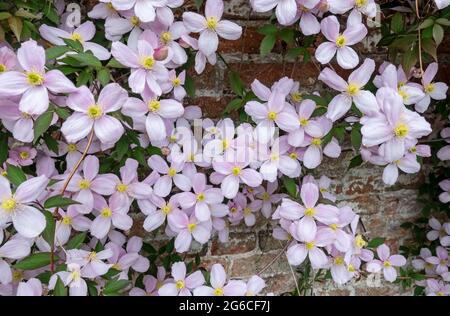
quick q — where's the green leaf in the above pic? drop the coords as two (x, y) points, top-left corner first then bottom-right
(282, 176), (298, 199)
(348, 155), (363, 170)
(54, 106), (71, 120)
(257, 24), (277, 35)
(433, 24), (444, 46)
(6, 163), (27, 186)
(106, 58), (126, 68)
(278, 28), (295, 44)
(66, 232), (87, 250)
(8, 16), (22, 41)
(436, 18), (450, 26)
(260, 34), (276, 56)
(97, 68), (111, 86)
(391, 13), (403, 33)
(350, 123), (362, 151)
(14, 252), (52, 270)
(422, 38), (437, 61)
(71, 52), (102, 68)
(42, 210), (56, 246)
(194, 0), (204, 10)
(0, 12), (12, 20)
(33, 111), (53, 143)
(228, 71), (245, 96)
(103, 279), (130, 296)
(62, 38), (83, 53)
(418, 18), (434, 30)
(402, 44), (418, 73)
(76, 69), (92, 87)
(114, 135), (129, 161)
(54, 276), (67, 296)
(223, 98), (243, 114)
(286, 47), (307, 59)
(46, 46), (70, 60)
(367, 237), (385, 248)
(184, 75), (195, 98)
(44, 195), (80, 209)
(0, 132), (8, 165)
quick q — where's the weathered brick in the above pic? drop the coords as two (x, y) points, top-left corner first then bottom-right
(211, 231), (257, 255)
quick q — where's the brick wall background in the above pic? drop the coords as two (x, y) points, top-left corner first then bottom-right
(84, 0), (450, 295)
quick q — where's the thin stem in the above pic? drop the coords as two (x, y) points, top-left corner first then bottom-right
(280, 240), (300, 296)
(50, 128), (95, 273)
(257, 241), (290, 275)
(416, 0), (424, 75)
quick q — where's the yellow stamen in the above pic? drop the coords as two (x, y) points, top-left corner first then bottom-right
(26, 72), (44, 86)
(116, 183), (128, 193)
(197, 193), (205, 202)
(70, 32), (83, 43)
(291, 91), (303, 102)
(398, 89), (409, 101)
(141, 56), (155, 70)
(306, 241), (315, 250)
(329, 223), (338, 231)
(161, 31), (172, 44)
(347, 83), (360, 96)
(261, 192), (270, 201)
(176, 280), (185, 289)
(130, 16), (140, 26)
(267, 111), (277, 121)
(424, 83), (435, 93)
(187, 223), (196, 232)
(355, 0), (367, 7)
(355, 235), (367, 248)
(213, 287), (224, 296)
(19, 151), (29, 160)
(12, 270), (23, 282)
(148, 100), (160, 112)
(206, 17), (218, 30)
(299, 118), (309, 126)
(311, 138), (322, 146)
(1, 198), (17, 213)
(78, 179), (91, 190)
(394, 123), (409, 138)
(62, 216), (72, 225)
(87, 105), (103, 119)
(88, 251), (97, 261)
(289, 152), (298, 159)
(167, 167), (177, 177)
(304, 207), (315, 217)
(222, 139), (229, 150)
(383, 260), (391, 267)
(172, 77), (181, 86)
(67, 143), (77, 152)
(0, 64), (6, 73)
(334, 256), (344, 265)
(231, 166), (241, 176)
(101, 207), (112, 218)
(335, 35), (346, 48)
(244, 207), (252, 215)
(161, 204), (172, 215)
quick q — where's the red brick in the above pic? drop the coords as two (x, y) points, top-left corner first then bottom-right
(211, 232), (257, 255)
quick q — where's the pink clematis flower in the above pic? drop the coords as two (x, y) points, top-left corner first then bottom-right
(90, 195), (133, 239)
(412, 248), (437, 275)
(212, 153), (263, 199)
(122, 94), (184, 143)
(295, 1), (321, 36)
(439, 180), (450, 204)
(67, 248), (113, 278)
(255, 181), (285, 218)
(319, 58), (377, 121)
(287, 99), (322, 147)
(49, 263), (88, 296)
(142, 194), (180, 232)
(434, 0), (450, 10)
(315, 16), (367, 69)
(0, 40), (76, 115)
(425, 279), (450, 296)
(279, 183), (339, 241)
(130, 266), (168, 296)
(61, 83), (127, 144)
(366, 244), (406, 282)
(0, 46), (17, 74)
(55, 206), (92, 246)
(0, 239), (31, 284)
(175, 173), (224, 222)
(0, 175), (49, 238)
(8, 146), (37, 167)
(245, 275), (266, 296)
(169, 211), (212, 253)
(183, 0), (242, 56)
(250, 0), (305, 25)
(16, 278), (42, 296)
(112, 0), (168, 23)
(425, 246), (449, 275)
(328, 0), (377, 18)
(148, 155), (191, 197)
(426, 218), (450, 246)
(111, 31), (169, 95)
(437, 127), (450, 161)
(415, 63), (449, 112)
(194, 264), (247, 296)
(39, 21), (111, 60)
(158, 262), (205, 296)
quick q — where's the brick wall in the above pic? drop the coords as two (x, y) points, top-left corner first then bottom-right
(85, 0), (450, 295)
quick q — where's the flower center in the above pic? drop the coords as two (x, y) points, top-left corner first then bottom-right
(304, 207), (315, 217)
(222, 139), (230, 150)
(187, 223), (196, 232)
(12, 270), (23, 282)
(62, 216), (72, 225)
(116, 183), (128, 193)
(161, 204), (172, 215)
(87, 105), (103, 119)
(355, 235), (366, 248)
(355, 0), (367, 7)
(26, 72), (44, 86)
(1, 198), (17, 213)
(334, 256), (344, 265)
(112, 263), (121, 270)
(424, 83), (435, 93)
(289, 152), (298, 159)
(299, 118), (309, 126)
(19, 151), (29, 160)
(306, 241), (315, 250)
(383, 260), (391, 267)
(161, 31), (172, 44)
(0, 63), (6, 73)
(394, 123), (409, 138)
(270, 153), (279, 161)
(291, 91), (303, 102)
(213, 287), (224, 296)
(167, 167), (177, 177)
(329, 223), (338, 231)
(197, 193), (205, 202)
(231, 166), (241, 176)
(176, 280), (185, 289)
(398, 89), (409, 101)
(335, 35), (346, 48)
(172, 77), (181, 87)
(78, 179), (91, 190)
(348, 264), (356, 272)
(206, 17), (218, 30)
(267, 111), (277, 121)
(101, 207), (112, 218)
(67, 143), (77, 152)
(71, 32), (83, 43)
(130, 16), (140, 26)
(261, 192), (270, 201)
(141, 56), (155, 70)
(311, 138), (322, 146)
(230, 207), (237, 213)
(148, 100), (160, 112)
(88, 251), (97, 261)
(21, 112), (32, 119)
(347, 83), (360, 96)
